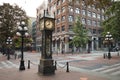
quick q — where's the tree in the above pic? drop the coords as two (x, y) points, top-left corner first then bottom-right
(70, 17), (88, 52)
(102, 1), (120, 42)
(80, 0), (120, 42)
(0, 3), (28, 46)
(81, 0), (113, 9)
(71, 0), (113, 9)
(14, 36), (33, 50)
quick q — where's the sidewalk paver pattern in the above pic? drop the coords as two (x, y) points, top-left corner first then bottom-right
(0, 51), (120, 80)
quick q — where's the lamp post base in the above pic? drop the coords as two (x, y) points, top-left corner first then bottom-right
(7, 54), (10, 60)
(108, 52), (111, 59)
(7, 48), (10, 60)
(19, 60), (25, 70)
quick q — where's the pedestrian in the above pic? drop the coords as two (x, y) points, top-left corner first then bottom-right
(72, 48), (74, 54)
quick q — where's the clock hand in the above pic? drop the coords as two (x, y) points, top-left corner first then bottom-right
(46, 21), (50, 26)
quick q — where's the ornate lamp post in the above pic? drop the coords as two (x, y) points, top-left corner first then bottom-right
(16, 21), (29, 70)
(6, 37), (12, 60)
(105, 32), (113, 59)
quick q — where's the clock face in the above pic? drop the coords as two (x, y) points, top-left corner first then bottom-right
(45, 20), (53, 29)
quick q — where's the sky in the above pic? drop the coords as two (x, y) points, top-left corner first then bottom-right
(0, 0), (46, 17)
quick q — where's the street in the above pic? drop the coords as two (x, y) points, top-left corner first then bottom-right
(0, 51), (120, 80)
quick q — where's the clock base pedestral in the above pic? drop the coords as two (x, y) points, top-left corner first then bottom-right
(38, 59), (55, 75)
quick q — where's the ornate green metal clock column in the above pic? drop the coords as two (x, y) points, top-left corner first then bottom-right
(38, 10), (55, 75)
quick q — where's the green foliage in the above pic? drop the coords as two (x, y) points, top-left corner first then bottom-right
(83, 0), (120, 42)
(13, 37), (33, 48)
(0, 3), (28, 45)
(70, 17), (88, 48)
(102, 1), (120, 41)
(14, 37), (21, 48)
(83, 0), (113, 9)
(71, 0), (112, 9)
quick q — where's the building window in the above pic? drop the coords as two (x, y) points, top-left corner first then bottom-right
(68, 6), (73, 12)
(87, 19), (91, 25)
(76, 0), (80, 4)
(53, 3), (56, 11)
(57, 9), (60, 15)
(102, 15), (105, 20)
(82, 9), (86, 15)
(98, 30), (102, 34)
(102, 9), (104, 13)
(75, 8), (80, 14)
(92, 20), (97, 26)
(92, 12), (96, 18)
(68, 0), (72, 2)
(82, 18), (86, 24)
(69, 25), (72, 31)
(57, 0), (60, 5)
(68, 15), (74, 22)
(48, 0), (51, 3)
(62, 16), (65, 21)
(87, 11), (91, 17)
(57, 18), (60, 23)
(92, 5), (96, 10)
(62, 0), (65, 3)
(97, 21), (100, 27)
(88, 5), (91, 9)
(88, 28), (92, 34)
(93, 29), (96, 34)
(82, 1), (85, 6)
(49, 6), (52, 11)
(57, 27), (60, 32)
(62, 25), (65, 31)
(97, 14), (101, 19)
(61, 6), (65, 13)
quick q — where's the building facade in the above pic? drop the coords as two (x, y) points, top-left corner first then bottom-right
(36, 1), (47, 52)
(31, 21), (36, 50)
(36, 0), (105, 53)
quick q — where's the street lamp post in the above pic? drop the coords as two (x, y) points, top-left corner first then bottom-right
(6, 37), (12, 60)
(16, 21), (29, 70)
(105, 32), (113, 59)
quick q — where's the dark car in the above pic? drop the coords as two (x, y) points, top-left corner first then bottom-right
(111, 46), (120, 52)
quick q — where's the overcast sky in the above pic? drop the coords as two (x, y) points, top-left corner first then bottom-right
(0, 0), (46, 17)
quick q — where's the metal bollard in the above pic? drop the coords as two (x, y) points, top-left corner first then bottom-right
(117, 52), (119, 56)
(55, 61), (57, 70)
(28, 60), (30, 69)
(66, 62), (69, 72)
(103, 53), (106, 59)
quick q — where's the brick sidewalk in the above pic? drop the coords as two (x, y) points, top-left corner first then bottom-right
(1, 52), (120, 80)
(0, 66), (109, 80)
(69, 56), (120, 68)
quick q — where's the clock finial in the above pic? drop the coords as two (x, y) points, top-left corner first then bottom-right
(47, 8), (49, 15)
(44, 10), (45, 17)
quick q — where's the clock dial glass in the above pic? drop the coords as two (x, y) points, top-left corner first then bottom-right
(46, 34), (51, 56)
(40, 21), (44, 30)
(45, 20), (53, 29)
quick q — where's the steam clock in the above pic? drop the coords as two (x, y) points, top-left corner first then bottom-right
(38, 10), (55, 75)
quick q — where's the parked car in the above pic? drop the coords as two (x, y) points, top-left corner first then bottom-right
(111, 46), (120, 52)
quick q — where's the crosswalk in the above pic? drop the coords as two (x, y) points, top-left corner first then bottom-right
(0, 61), (19, 69)
(0, 60), (37, 69)
(91, 63), (120, 76)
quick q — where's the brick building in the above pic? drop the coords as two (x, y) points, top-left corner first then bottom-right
(36, 0), (105, 53)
